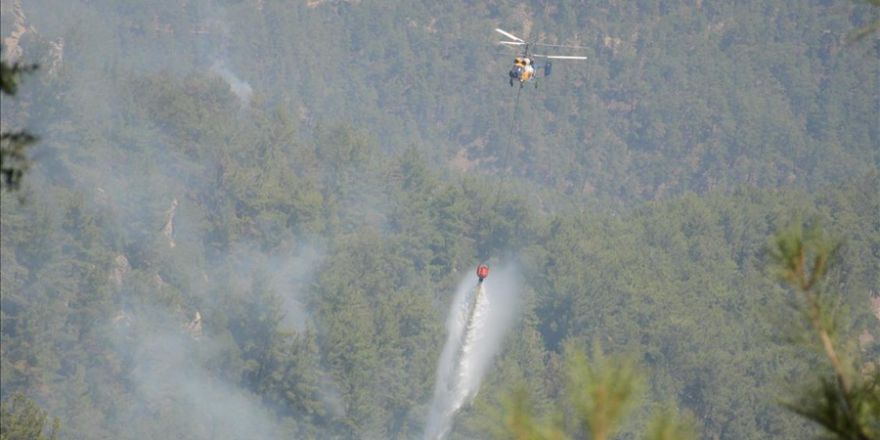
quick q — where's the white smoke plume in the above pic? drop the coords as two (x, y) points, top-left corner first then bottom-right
(210, 60), (253, 104)
(224, 243), (323, 333)
(124, 326), (285, 439)
(424, 264), (522, 440)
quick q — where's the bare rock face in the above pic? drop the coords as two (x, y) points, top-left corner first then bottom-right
(2, 0), (33, 63)
(859, 292), (880, 354)
(184, 311), (202, 340)
(872, 293), (880, 322)
(161, 198), (178, 248)
(112, 310), (132, 328)
(47, 37), (64, 75)
(110, 254), (131, 288)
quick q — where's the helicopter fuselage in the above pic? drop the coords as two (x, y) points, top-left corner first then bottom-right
(509, 57), (537, 86)
(511, 57), (535, 81)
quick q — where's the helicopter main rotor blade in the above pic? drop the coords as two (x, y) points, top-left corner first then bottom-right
(533, 42), (590, 50)
(499, 41), (526, 46)
(533, 54), (588, 60)
(495, 28), (525, 43)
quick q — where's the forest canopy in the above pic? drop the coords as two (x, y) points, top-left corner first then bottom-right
(1, 1), (877, 439)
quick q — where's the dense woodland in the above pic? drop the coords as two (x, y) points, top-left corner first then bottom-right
(1, 1), (878, 439)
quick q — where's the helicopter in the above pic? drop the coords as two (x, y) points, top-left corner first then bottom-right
(496, 28), (587, 89)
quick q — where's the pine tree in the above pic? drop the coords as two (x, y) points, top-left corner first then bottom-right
(0, 393), (59, 440)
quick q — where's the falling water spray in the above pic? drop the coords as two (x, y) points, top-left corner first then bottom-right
(424, 265), (520, 440)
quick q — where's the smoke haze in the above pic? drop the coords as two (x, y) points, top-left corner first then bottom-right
(119, 324), (285, 440)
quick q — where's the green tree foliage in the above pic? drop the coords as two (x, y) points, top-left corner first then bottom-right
(492, 342), (695, 440)
(0, 46), (37, 190)
(850, 0), (880, 41)
(0, 393), (59, 440)
(565, 342), (644, 440)
(498, 387), (566, 440)
(769, 221), (880, 440)
(644, 406), (698, 440)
